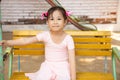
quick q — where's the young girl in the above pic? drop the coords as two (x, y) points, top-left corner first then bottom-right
(0, 6), (76, 80)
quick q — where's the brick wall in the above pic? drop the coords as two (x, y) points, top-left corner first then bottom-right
(1, 0), (50, 23)
(60, 0), (118, 24)
(1, 0), (119, 24)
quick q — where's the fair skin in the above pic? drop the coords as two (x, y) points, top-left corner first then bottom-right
(0, 10), (76, 80)
(47, 10), (67, 44)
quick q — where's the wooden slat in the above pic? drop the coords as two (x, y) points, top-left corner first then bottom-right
(13, 37), (28, 39)
(13, 30), (43, 36)
(14, 37), (111, 43)
(73, 37), (111, 42)
(76, 72), (114, 80)
(14, 50), (44, 55)
(11, 72), (114, 80)
(14, 43), (44, 48)
(75, 44), (111, 49)
(13, 72), (25, 75)
(75, 50), (111, 56)
(13, 30), (111, 36)
(66, 31), (111, 36)
(14, 49), (111, 56)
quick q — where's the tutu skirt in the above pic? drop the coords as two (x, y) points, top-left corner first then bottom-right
(25, 60), (70, 80)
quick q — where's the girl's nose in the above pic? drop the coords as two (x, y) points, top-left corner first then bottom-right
(54, 20), (57, 23)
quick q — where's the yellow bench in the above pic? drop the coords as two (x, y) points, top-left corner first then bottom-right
(5, 30), (120, 80)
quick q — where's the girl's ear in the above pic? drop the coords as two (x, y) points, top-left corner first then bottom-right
(64, 20), (68, 25)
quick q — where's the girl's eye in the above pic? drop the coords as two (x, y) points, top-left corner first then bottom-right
(49, 18), (62, 20)
(58, 18), (61, 20)
(50, 18), (53, 20)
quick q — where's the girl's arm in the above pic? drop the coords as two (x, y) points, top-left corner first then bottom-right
(68, 49), (76, 80)
(0, 36), (38, 46)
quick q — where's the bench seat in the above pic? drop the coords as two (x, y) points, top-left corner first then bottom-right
(4, 30), (120, 80)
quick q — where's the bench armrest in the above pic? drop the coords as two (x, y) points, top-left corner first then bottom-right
(3, 47), (12, 61)
(112, 47), (120, 61)
(3, 47), (13, 79)
(112, 47), (120, 80)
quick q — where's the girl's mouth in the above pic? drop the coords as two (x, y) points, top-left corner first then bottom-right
(53, 26), (59, 27)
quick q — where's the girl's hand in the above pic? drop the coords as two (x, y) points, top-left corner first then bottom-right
(0, 40), (7, 46)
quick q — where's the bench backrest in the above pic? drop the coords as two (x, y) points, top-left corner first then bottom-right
(13, 30), (111, 56)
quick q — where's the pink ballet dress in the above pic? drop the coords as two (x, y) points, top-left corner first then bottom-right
(25, 31), (74, 80)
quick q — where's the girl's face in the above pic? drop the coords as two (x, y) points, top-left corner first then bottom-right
(47, 10), (67, 32)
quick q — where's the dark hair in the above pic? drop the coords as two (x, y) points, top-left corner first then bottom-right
(46, 6), (67, 20)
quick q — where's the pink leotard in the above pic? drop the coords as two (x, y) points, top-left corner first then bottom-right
(25, 31), (74, 80)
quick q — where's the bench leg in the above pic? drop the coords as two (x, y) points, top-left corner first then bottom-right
(112, 53), (117, 80)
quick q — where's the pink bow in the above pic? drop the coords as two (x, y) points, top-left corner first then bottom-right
(40, 11), (72, 20)
(40, 12), (48, 20)
(66, 11), (72, 16)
